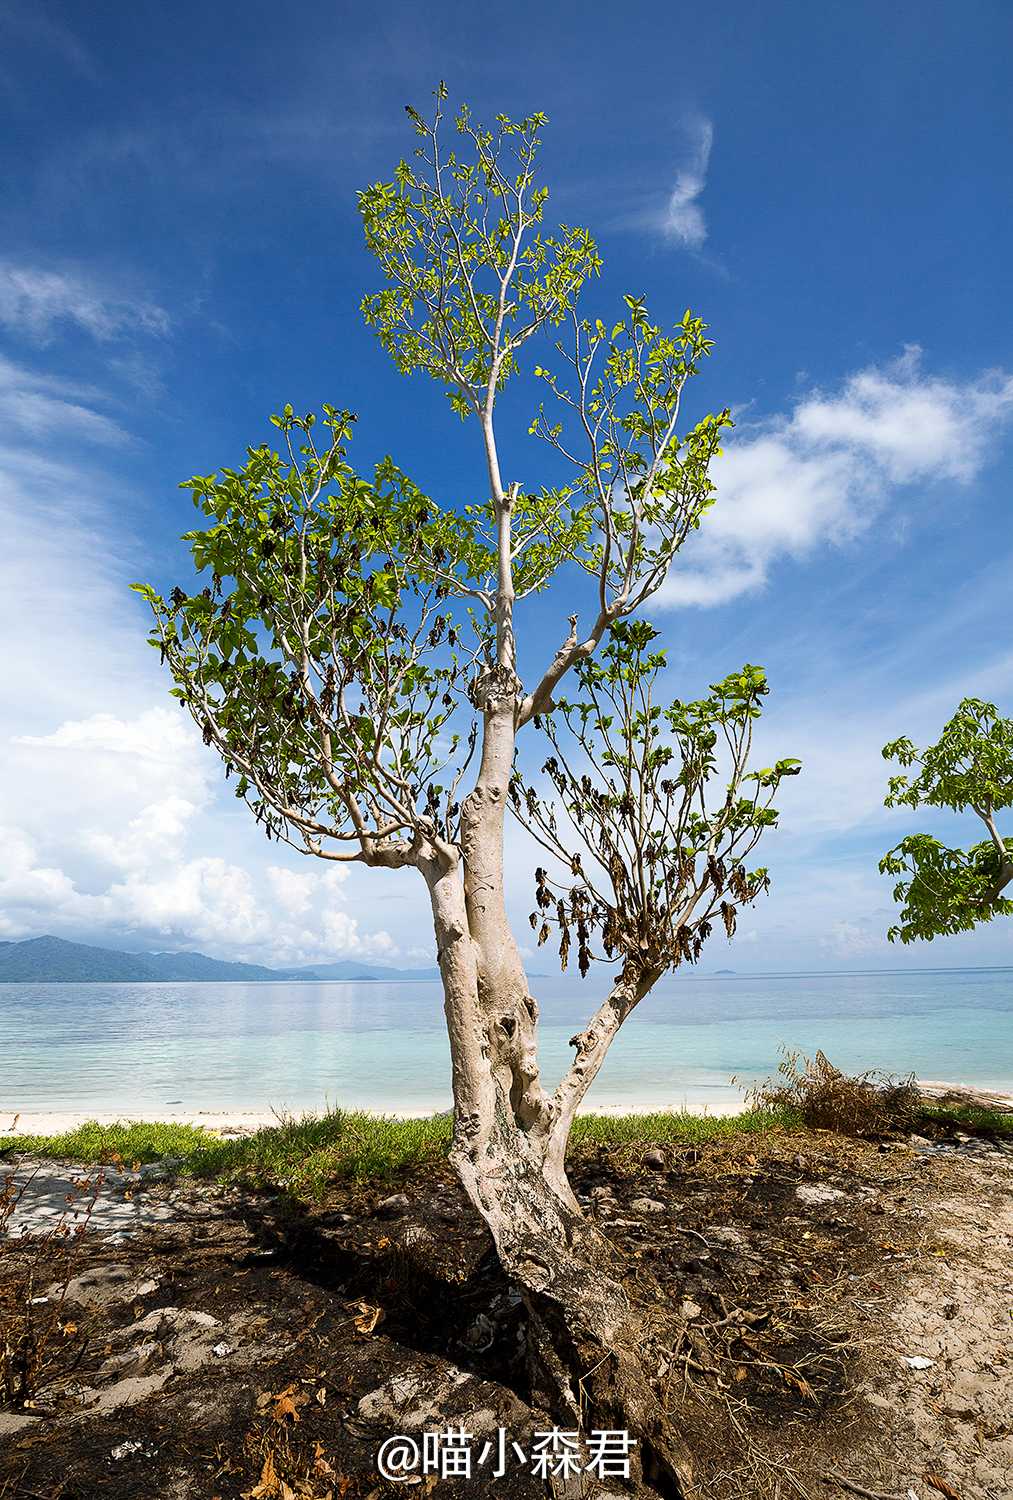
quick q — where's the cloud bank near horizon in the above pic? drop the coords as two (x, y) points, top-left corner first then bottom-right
(1, 706), (398, 965)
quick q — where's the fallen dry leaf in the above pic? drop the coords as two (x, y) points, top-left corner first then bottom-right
(923, 1476), (960, 1500)
(352, 1302), (385, 1335)
(242, 1450), (278, 1499)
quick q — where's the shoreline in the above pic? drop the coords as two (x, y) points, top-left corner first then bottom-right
(5, 1079), (1013, 1142)
(2, 1096), (755, 1139)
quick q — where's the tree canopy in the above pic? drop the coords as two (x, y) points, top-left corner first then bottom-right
(880, 697), (1013, 942)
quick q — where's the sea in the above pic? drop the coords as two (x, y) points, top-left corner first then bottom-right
(2, 967), (1012, 1120)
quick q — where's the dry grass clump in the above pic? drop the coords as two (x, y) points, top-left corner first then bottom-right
(754, 1045), (920, 1138)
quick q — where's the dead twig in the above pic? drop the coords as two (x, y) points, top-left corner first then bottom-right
(823, 1469), (912, 1500)
(699, 1307), (744, 1331)
(671, 1225), (713, 1249)
(723, 1397), (812, 1500)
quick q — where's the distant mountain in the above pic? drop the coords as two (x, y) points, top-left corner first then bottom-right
(140, 950), (319, 982)
(0, 936), (318, 984)
(284, 959), (441, 982)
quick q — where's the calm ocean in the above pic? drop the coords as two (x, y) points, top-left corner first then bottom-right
(2, 968), (1012, 1118)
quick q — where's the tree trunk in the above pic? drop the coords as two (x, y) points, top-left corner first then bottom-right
(413, 667), (696, 1494)
(449, 1092), (696, 1498)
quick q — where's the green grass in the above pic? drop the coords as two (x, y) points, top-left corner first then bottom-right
(920, 1103), (1013, 1134)
(568, 1105), (794, 1149)
(2, 1104), (800, 1198)
(0, 1117), (218, 1167)
(185, 1106), (455, 1197)
(6, 1093), (1011, 1205)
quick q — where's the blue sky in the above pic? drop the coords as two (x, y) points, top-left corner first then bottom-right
(1, 0), (1011, 974)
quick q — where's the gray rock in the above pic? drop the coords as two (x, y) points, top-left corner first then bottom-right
(631, 1197), (667, 1214)
(61, 1264), (136, 1308)
(98, 1341), (162, 1377)
(796, 1183), (845, 1205)
(377, 1192), (410, 1215)
(358, 1358), (528, 1437)
(707, 1225), (746, 1248)
(464, 1313), (495, 1350)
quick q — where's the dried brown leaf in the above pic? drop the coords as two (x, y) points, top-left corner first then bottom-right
(923, 1476), (961, 1500)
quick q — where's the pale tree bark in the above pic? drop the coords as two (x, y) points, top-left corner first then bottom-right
(407, 393), (698, 1491)
(973, 799), (1013, 904)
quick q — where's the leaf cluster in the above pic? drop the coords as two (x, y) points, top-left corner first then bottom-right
(359, 87), (600, 420)
(878, 834), (1013, 942)
(881, 698), (1013, 942)
(531, 301), (733, 611)
(510, 620), (800, 978)
(133, 408), (487, 861)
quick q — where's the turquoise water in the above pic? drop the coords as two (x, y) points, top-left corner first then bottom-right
(1, 967), (1011, 1117)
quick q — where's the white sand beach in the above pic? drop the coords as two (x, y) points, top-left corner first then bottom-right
(2, 1108), (284, 1139)
(1, 1094), (751, 1141)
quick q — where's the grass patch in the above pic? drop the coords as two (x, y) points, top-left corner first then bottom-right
(10, 1084), (1009, 1200)
(921, 1103), (1013, 1135)
(2, 1104), (799, 1198)
(568, 1105), (794, 1149)
(186, 1106), (454, 1197)
(0, 1117), (217, 1166)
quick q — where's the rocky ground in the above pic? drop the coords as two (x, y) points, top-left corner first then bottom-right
(2, 1117), (1012, 1500)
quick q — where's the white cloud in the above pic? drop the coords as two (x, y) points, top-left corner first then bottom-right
(0, 355), (129, 445)
(612, 116), (714, 252)
(0, 261), (169, 345)
(662, 117), (712, 250)
(819, 917), (892, 960)
(662, 350), (1013, 606)
(0, 394), (406, 964)
(266, 864), (349, 917)
(0, 707), (396, 963)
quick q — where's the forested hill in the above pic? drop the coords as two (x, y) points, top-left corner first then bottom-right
(0, 936), (316, 983)
(0, 936), (442, 983)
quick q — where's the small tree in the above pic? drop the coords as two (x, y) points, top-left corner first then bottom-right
(880, 698), (1013, 942)
(136, 94), (798, 1490)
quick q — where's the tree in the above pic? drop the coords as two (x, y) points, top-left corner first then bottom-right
(880, 698), (1013, 943)
(135, 93), (799, 1493)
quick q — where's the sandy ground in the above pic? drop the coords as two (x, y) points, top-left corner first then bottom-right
(5, 1081), (1013, 1145)
(0, 1097), (756, 1141)
(2, 1108), (284, 1138)
(5, 1119), (1013, 1497)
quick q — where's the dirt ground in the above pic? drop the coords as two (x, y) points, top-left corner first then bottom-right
(2, 1121), (1012, 1500)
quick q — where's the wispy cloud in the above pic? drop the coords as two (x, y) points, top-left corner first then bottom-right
(662, 116), (712, 250)
(0, 1), (98, 81)
(611, 115), (715, 253)
(661, 349), (1013, 606)
(0, 261), (169, 345)
(0, 355), (129, 445)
